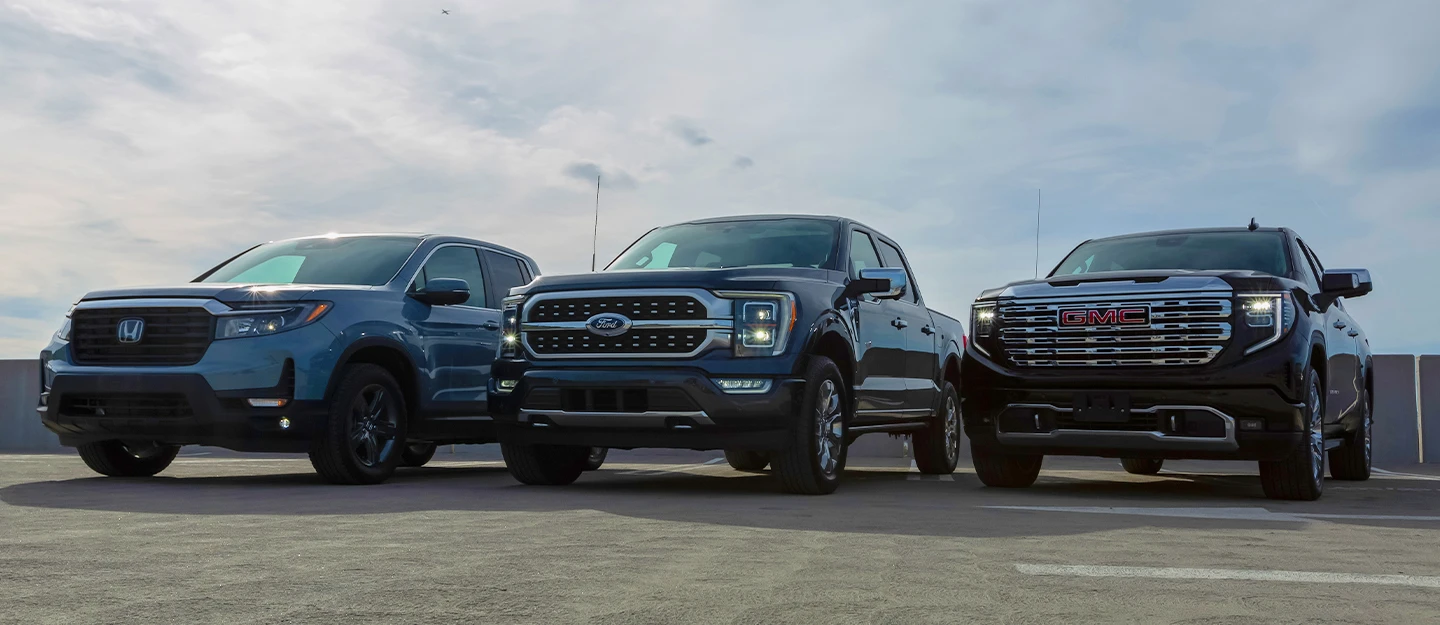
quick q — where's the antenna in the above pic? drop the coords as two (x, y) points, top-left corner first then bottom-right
(590, 174), (601, 272)
(1248, 217), (1259, 231)
(1034, 188), (1041, 278)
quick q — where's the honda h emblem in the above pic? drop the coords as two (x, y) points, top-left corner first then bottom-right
(116, 318), (145, 343)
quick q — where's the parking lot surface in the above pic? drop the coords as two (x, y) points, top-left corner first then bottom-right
(3, 447), (1439, 624)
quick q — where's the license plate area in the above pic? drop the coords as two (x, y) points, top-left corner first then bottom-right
(1072, 393), (1132, 423)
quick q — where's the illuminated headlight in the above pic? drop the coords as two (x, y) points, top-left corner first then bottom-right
(216, 302), (331, 339)
(729, 293), (795, 357)
(714, 378), (773, 393)
(500, 296), (523, 357)
(971, 304), (996, 337)
(1241, 293), (1295, 355)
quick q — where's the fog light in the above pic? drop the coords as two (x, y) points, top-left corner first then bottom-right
(278, 417), (291, 430)
(247, 398), (289, 408)
(714, 378), (772, 393)
(498, 379), (518, 389)
(1239, 419), (1264, 431)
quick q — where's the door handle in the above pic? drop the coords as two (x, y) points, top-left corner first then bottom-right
(921, 325), (936, 335)
(1347, 329), (1360, 337)
(1333, 320), (1347, 330)
(480, 321), (501, 331)
(892, 318), (909, 329)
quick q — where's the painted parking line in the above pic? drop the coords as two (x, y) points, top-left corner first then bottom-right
(905, 474), (955, 482)
(1372, 468), (1440, 482)
(1015, 564), (1440, 588)
(984, 505), (1440, 523)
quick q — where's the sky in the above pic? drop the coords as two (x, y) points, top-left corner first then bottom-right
(2, 0), (1438, 358)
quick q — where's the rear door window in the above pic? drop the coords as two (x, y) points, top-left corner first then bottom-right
(875, 239), (920, 304)
(848, 231), (883, 279)
(483, 250), (531, 307)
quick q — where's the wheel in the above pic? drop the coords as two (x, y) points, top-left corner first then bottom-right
(772, 356), (848, 495)
(1120, 458), (1164, 475)
(913, 382), (961, 475)
(583, 447), (609, 471)
(971, 442), (1043, 488)
(500, 440), (589, 485)
(307, 364), (408, 485)
(1329, 388), (1372, 481)
(1260, 369), (1325, 500)
(76, 440), (180, 477)
(400, 442), (438, 468)
(723, 449), (770, 471)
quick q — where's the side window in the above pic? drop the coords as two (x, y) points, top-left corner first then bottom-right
(876, 239), (920, 304)
(848, 230), (883, 279)
(483, 250), (530, 307)
(1294, 239), (1323, 290)
(414, 246), (487, 308)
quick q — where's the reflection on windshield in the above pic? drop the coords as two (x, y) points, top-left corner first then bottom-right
(198, 236), (421, 286)
(608, 219), (839, 271)
(1052, 232), (1290, 277)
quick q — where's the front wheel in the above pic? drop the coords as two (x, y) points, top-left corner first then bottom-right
(1259, 369), (1325, 500)
(76, 440), (180, 477)
(308, 364), (408, 485)
(1120, 458), (1164, 475)
(912, 382), (961, 475)
(772, 356), (848, 495)
(971, 443), (1042, 488)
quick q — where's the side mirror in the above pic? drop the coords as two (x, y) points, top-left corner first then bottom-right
(837, 267), (906, 302)
(413, 277), (470, 306)
(1321, 269), (1372, 299)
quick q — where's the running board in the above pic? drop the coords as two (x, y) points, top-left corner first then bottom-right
(848, 423), (927, 436)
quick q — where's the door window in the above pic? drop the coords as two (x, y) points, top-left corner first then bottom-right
(876, 239), (920, 304)
(848, 231), (883, 279)
(414, 246), (487, 308)
(483, 249), (531, 307)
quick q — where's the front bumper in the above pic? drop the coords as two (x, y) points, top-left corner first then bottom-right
(491, 361), (803, 451)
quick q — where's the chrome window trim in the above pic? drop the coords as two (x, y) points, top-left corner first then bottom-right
(406, 243), (499, 312)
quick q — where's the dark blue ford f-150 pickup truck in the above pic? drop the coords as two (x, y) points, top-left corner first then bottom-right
(490, 215), (966, 494)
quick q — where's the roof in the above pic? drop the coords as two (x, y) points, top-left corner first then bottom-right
(1082, 226), (1291, 244)
(659, 213), (896, 242)
(267, 232), (537, 268)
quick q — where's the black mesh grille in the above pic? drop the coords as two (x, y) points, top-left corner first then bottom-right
(60, 394), (194, 418)
(71, 307), (215, 366)
(527, 296), (705, 322)
(523, 387), (699, 413)
(527, 330), (707, 355)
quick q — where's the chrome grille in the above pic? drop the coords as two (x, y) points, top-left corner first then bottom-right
(998, 296), (1232, 367)
(526, 295), (704, 322)
(527, 329), (708, 355)
(521, 289), (731, 358)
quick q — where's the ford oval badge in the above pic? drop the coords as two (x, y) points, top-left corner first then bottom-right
(585, 313), (632, 337)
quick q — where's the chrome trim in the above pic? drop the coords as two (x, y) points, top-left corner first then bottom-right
(521, 288), (736, 359)
(403, 243), (501, 310)
(997, 295), (1233, 367)
(523, 288), (734, 320)
(519, 410), (714, 428)
(855, 408), (934, 418)
(714, 290), (797, 357)
(997, 403), (1237, 450)
(75, 299), (232, 315)
(524, 319), (733, 332)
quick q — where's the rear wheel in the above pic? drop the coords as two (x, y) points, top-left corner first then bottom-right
(772, 356), (848, 495)
(1120, 458), (1164, 475)
(501, 441), (589, 485)
(583, 447), (609, 471)
(308, 364), (408, 485)
(1329, 389), (1372, 481)
(971, 443), (1042, 488)
(400, 442), (438, 468)
(724, 449), (770, 471)
(76, 440), (180, 477)
(1260, 369), (1325, 501)
(913, 382), (961, 475)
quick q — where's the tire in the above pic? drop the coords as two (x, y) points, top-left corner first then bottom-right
(971, 442), (1043, 488)
(583, 447), (609, 471)
(724, 449), (770, 471)
(1329, 388), (1372, 481)
(1260, 369), (1325, 501)
(1121, 458), (1164, 475)
(500, 440), (589, 485)
(76, 440), (180, 477)
(400, 442), (438, 468)
(913, 382), (961, 475)
(772, 356), (848, 495)
(307, 364), (408, 485)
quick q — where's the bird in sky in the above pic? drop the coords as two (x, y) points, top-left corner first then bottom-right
(441, 9), (450, 14)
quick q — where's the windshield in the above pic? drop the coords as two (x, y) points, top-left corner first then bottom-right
(198, 236), (421, 286)
(1052, 231), (1290, 277)
(608, 219), (840, 271)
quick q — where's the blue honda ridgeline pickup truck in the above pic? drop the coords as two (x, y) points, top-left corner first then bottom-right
(40, 233), (539, 484)
(490, 215), (967, 494)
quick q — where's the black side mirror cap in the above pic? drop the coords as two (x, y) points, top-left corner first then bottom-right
(413, 277), (471, 306)
(836, 277), (891, 307)
(1321, 269), (1372, 298)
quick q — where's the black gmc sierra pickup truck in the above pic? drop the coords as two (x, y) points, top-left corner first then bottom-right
(491, 215), (966, 494)
(962, 224), (1373, 500)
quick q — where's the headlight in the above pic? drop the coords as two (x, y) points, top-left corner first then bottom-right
(215, 302), (332, 340)
(1241, 293), (1294, 355)
(55, 317), (72, 342)
(726, 292), (796, 357)
(971, 304), (996, 338)
(500, 295), (522, 357)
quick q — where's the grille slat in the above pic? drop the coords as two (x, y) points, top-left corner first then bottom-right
(60, 393), (194, 418)
(528, 329), (707, 355)
(70, 307), (215, 366)
(527, 296), (704, 322)
(998, 296), (1232, 367)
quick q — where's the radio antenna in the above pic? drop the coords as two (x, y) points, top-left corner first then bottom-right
(590, 174), (601, 272)
(1033, 188), (1041, 278)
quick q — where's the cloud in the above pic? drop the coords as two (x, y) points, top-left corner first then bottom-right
(1, 1), (1439, 356)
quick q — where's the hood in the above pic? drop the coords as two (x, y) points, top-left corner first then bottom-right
(980, 269), (1290, 300)
(80, 283), (374, 304)
(516, 267), (839, 295)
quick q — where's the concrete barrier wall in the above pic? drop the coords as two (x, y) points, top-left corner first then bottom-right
(1, 357), (1434, 463)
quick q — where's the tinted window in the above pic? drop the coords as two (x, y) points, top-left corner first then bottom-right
(848, 231), (883, 279)
(876, 239), (919, 303)
(414, 246), (487, 308)
(483, 250), (530, 307)
(1295, 239), (1323, 289)
(200, 236), (419, 286)
(1052, 231), (1290, 277)
(609, 219), (839, 271)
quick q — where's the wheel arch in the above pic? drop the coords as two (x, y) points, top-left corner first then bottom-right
(328, 337), (422, 419)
